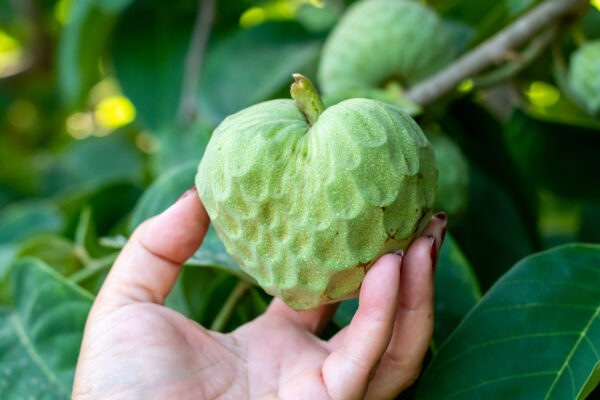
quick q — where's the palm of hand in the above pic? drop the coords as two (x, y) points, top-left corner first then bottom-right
(78, 303), (331, 399)
(73, 191), (446, 400)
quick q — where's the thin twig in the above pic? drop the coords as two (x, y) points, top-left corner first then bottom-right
(472, 25), (560, 89)
(405, 0), (589, 106)
(178, 0), (215, 125)
(210, 281), (252, 332)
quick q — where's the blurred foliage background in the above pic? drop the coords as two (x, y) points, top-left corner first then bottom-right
(0, 0), (600, 398)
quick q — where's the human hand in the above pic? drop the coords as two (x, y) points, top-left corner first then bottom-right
(72, 188), (447, 400)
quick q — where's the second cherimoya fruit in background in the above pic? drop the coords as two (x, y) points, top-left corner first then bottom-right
(318, 0), (459, 96)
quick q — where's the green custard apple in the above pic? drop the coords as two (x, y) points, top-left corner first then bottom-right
(568, 40), (600, 115)
(196, 75), (437, 310)
(318, 0), (459, 97)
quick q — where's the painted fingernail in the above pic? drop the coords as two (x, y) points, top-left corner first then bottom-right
(434, 212), (447, 223)
(430, 236), (438, 271)
(441, 226), (447, 243)
(177, 187), (197, 203)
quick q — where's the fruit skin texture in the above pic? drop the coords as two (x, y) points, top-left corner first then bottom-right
(568, 40), (600, 115)
(318, 0), (458, 96)
(196, 98), (437, 310)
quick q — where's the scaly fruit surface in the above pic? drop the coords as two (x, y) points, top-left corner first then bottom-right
(196, 75), (437, 310)
(318, 0), (458, 96)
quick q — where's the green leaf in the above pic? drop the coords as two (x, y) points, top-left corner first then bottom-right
(578, 362), (600, 400)
(416, 243), (600, 400)
(432, 233), (481, 351)
(0, 258), (93, 399)
(434, 0), (508, 46)
(151, 121), (212, 175)
(504, 109), (600, 201)
(58, 134), (144, 187)
(453, 163), (535, 290)
(333, 297), (358, 328)
(129, 161), (197, 232)
(440, 99), (539, 254)
(58, 0), (133, 106)
(55, 180), (142, 238)
(111, 1), (194, 131)
(0, 200), (65, 245)
(171, 266), (238, 325)
(198, 22), (322, 125)
(17, 235), (81, 277)
(505, 0), (538, 16)
(0, 244), (18, 305)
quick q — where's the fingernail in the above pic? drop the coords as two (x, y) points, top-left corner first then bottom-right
(434, 212), (447, 223)
(177, 187), (197, 203)
(441, 226), (447, 243)
(429, 236), (438, 272)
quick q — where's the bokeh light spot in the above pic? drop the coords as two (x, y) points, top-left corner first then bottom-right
(457, 79), (474, 93)
(239, 1), (298, 28)
(0, 29), (23, 75)
(67, 112), (94, 139)
(136, 131), (159, 154)
(525, 81), (560, 108)
(94, 96), (136, 130)
(240, 7), (266, 28)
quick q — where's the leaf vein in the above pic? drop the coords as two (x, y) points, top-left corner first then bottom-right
(543, 306), (600, 400)
(10, 313), (66, 396)
(429, 331), (579, 380)
(444, 371), (557, 400)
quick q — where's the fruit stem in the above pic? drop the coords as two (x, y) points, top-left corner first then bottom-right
(290, 73), (325, 126)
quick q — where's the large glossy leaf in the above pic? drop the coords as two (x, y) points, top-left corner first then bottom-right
(416, 243), (600, 400)
(432, 233), (481, 350)
(111, 1), (194, 131)
(198, 22), (322, 125)
(0, 200), (65, 244)
(58, 0), (134, 105)
(504, 109), (600, 201)
(0, 258), (93, 399)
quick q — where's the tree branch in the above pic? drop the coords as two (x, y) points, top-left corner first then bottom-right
(178, 0), (215, 125)
(405, 0), (589, 106)
(472, 24), (559, 90)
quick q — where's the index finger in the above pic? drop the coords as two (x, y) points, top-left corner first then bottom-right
(98, 187), (209, 307)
